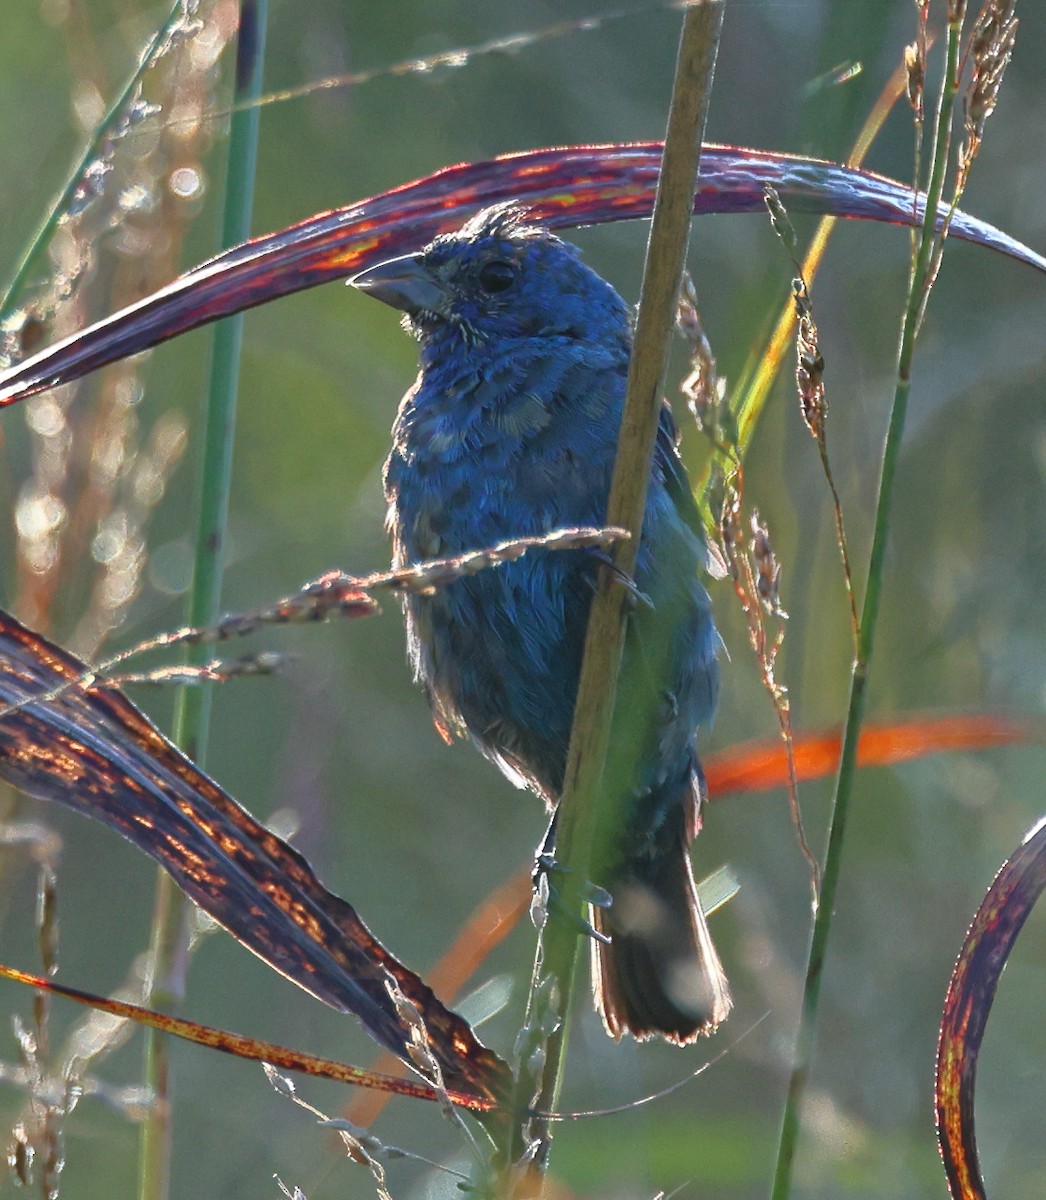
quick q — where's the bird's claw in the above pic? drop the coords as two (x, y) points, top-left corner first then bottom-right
(532, 853), (612, 943)
(533, 854), (612, 908)
(584, 548), (654, 609)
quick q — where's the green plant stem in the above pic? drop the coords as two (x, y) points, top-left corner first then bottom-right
(0, 1), (186, 325)
(504, 0), (725, 1180)
(138, 5), (268, 1199)
(769, 13), (965, 1200)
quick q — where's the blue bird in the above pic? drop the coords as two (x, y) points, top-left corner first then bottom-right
(353, 207), (730, 1042)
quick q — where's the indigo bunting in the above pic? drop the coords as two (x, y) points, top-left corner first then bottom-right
(353, 206), (730, 1042)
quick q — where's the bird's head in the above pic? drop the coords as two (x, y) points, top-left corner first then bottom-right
(351, 206), (631, 351)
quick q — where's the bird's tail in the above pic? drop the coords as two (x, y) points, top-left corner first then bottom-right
(591, 806), (731, 1043)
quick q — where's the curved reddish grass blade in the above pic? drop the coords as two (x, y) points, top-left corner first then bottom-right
(0, 610), (508, 1112)
(1, 142), (1042, 406)
(347, 870), (532, 1129)
(936, 815), (1046, 1200)
(703, 714), (1039, 798)
(0, 963), (496, 1112)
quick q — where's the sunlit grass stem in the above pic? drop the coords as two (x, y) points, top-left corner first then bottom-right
(503, 0), (725, 1184)
(138, 4), (269, 1199)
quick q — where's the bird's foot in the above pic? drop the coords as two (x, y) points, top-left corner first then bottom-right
(531, 853), (612, 943)
(583, 548), (654, 609)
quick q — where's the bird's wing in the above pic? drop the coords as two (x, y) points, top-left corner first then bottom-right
(654, 404), (701, 529)
(654, 403), (727, 578)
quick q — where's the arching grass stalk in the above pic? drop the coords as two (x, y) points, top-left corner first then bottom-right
(502, 1), (725, 1187)
(693, 47), (919, 535)
(0, 0), (189, 325)
(138, 4), (269, 1198)
(770, 8), (973, 1198)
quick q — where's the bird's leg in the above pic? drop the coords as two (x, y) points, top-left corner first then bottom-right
(532, 810), (612, 944)
(583, 547), (654, 609)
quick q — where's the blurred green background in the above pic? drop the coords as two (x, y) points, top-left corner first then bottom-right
(0, 2), (1044, 1197)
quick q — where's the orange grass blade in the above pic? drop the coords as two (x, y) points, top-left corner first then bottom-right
(345, 712), (1036, 1126)
(0, 962), (496, 1112)
(703, 714), (1038, 799)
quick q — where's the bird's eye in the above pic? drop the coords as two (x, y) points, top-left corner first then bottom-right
(477, 259), (516, 294)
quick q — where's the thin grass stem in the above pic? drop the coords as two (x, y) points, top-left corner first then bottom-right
(769, 10), (967, 1199)
(137, 5), (268, 1199)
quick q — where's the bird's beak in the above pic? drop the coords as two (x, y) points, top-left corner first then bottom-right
(350, 253), (447, 316)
